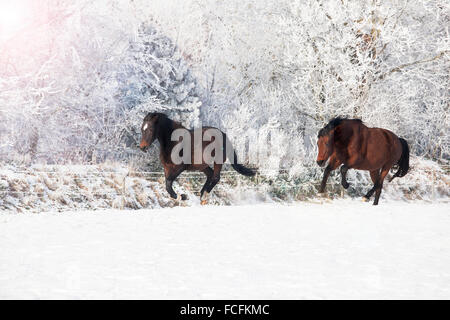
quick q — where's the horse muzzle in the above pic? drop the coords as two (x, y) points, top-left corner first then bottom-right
(317, 160), (326, 167)
(139, 142), (149, 152)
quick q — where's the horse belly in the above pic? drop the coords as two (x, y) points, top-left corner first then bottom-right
(351, 130), (391, 171)
(186, 164), (209, 171)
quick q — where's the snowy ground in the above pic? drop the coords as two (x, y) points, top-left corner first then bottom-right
(1, 200), (449, 299)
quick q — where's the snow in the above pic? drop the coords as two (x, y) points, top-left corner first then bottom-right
(1, 200), (449, 299)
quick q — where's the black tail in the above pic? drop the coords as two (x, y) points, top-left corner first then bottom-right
(390, 138), (410, 182)
(224, 134), (256, 176)
(230, 151), (256, 176)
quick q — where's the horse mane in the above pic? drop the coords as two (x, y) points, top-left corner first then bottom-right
(144, 112), (185, 130)
(318, 117), (362, 137)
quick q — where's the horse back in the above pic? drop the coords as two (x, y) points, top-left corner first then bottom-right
(334, 120), (402, 170)
(184, 126), (228, 169)
(356, 127), (402, 170)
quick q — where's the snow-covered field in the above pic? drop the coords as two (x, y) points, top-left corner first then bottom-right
(1, 200), (449, 299)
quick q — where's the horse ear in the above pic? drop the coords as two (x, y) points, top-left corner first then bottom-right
(148, 113), (160, 124)
(153, 114), (163, 133)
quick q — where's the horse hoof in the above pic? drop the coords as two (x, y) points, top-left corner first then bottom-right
(342, 182), (350, 189)
(200, 192), (210, 205)
(362, 197), (369, 202)
(181, 194), (188, 201)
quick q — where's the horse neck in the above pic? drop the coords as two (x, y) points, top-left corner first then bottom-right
(335, 120), (365, 147)
(156, 117), (186, 156)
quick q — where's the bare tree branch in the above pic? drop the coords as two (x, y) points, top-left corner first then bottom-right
(378, 50), (449, 80)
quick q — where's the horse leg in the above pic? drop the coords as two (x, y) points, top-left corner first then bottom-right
(165, 166), (187, 200)
(340, 165), (350, 189)
(201, 164), (222, 205)
(373, 166), (390, 206)
(319, 160), (340, 193)
(200, 166), (213, 201)
(206, 164), (222, 193)
(363, 170), (379, 201)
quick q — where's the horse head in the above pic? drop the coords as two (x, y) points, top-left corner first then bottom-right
(316, 133), (334, 167)
(316, 117), (344, 166)
(140, 113), (163, 152)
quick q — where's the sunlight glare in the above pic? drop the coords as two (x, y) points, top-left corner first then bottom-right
(0, 1), (31, 39)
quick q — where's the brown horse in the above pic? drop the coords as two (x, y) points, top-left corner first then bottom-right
(316, 117), (410, 205)
(139, 112), (255, 203)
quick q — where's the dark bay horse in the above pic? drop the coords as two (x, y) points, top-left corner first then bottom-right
(316, 117), (410, 205)
(139, 112), (255, 203)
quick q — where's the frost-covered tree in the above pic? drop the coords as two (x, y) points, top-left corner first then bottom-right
(159, 0), (449, 167)
(0, 0), (204, 165)
(0, 0), (448, 170)
(117, 24), (203, 151)
(277, 0), (449, 161)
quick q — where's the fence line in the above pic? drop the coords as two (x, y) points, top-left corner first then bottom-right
(4, 166), (449, 176)
(2, 167), (448, 180)
(1, 164), (448, 200)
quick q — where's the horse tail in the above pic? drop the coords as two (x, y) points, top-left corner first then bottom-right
(224, 135), (256, 177)
(231, 151), (256, 176)
(390, 137), (410, 181)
